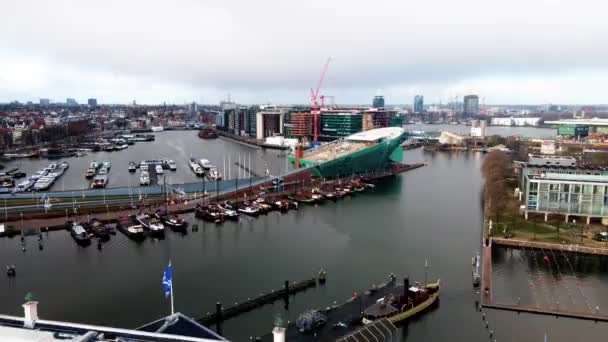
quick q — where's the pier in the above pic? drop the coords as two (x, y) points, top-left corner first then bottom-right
(196, 278), (318, 326)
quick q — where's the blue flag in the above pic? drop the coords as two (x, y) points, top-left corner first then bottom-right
(162, 262), (172, 298)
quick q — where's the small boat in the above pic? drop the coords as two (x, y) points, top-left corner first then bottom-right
(155, 164), (164, 174)
(98, 167), (108, 175)
(154, 210), (188, 231)
(60, 161), (69, 169)
(67, 221), (91, 245)
(290, 192), (317, 204)
(151, 126), (164, 132)
(198, 159), (212, 170)
(115, 144), (128, 150)
(90, 161), (101, 170)
(0, 177), (15, 189)
(102, 161), (111, 170)
(237, 203), (259, 217)
(189, 158), (205, 177)
(91, 174), (108, 188)
(128, 162), (137, 172)
(31, 170), (48, 180)
(195, 205), (225, 223)
(11, 172), (26, 179)
(33, 176), (54, 191)
(472, 252), (481, 287)
(87, 218), (111, 240)
(116, 216), (145, 240)
(272, 199), (291, 212)
(140, 171), (150, 186)
(254, 198), (271, 214)
(14, 180), (35, 192)
(85, 168), (96, 179)
(169, 160), (177, 171)
(208, 168), (222, 181)
(296, 310), (328, 332)
(136, 213), (165, 236)
(215, 203), (239, 221)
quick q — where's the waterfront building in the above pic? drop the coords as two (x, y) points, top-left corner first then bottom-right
(87, 98), (98, 106)
(0, 300), (227, 341)
(545, 118), (608, 137)
(39, 98), (50, 106)
(413, 95), (424, 113)
(490, 116), (542, 126)
(470, 120), (487, 138)
(188, 102), (197, 117)
(255, 106), (285, 140)
(244, 106), (258, 137)
(320, 111), (363, 139)
(523, 172), (608, 224)
(215, 111), (225, 128)
(463, 95), (479, 117)
(517, 158), (608, 204)
(540, 140), (556, 155)
(372, 95), (385, 109)
(285, 112), (314, 139)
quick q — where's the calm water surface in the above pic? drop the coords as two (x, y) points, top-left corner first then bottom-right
(0, 128), (606, 342)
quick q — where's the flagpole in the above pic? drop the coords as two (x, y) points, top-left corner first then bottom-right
(170, 261), (175, 315)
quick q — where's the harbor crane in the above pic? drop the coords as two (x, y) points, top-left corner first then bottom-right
(310, 57), (331, 143)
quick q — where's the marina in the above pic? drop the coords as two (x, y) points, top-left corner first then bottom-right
(0, 128), (606, 342)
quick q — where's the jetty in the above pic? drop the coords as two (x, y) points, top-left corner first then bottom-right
(196, 278), (318, 326)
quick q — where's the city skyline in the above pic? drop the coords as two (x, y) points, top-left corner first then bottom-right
(2, 0), (608, 105)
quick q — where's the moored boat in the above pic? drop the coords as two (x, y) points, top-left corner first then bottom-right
(116, 216), (146, 240)
(237, 203), (260, 217)
(154, 210), (188, 231)
(128, 162), (137, 172)
(155, 164), (164, 174)
(136, 213), (165, 236)
(169, 160), (177, 171)
(195, 205), (225, 224)
(87, 218), (111, 240)
(66, 221), (92, 245)
(91, 174), (108, 188)
(361, 279), (440, 325)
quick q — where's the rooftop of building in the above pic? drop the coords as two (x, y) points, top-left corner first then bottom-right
(0, 302), (226, 342)
(346, 127), (404, 142)
(523, 163), (608, 171)
(545, 118), (608, 126)
(528, 154), (577, 161)
(529, 172), (608, 183)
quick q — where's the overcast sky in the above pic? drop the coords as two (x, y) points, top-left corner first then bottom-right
(1, 0), (607, 105)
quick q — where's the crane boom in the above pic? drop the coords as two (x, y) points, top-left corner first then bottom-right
(311, 57), (331, 142)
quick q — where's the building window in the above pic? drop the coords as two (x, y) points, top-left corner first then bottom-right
(549, 184), (559, 191)
(549, 193), (558, 202)
(571, 193), (578, 204)
(563, 184), (570, 193)
(574, 184), (581, 193)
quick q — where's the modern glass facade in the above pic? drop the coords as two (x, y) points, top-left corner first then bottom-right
(321, 113), (363, 139)
(525, 173), (608, 217)
(463, 95), (479, 117)
(372, 96), (385, 108)
(413, 95), (424, 113)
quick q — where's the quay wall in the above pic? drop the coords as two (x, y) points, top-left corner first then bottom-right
(492, 237), (608, 256)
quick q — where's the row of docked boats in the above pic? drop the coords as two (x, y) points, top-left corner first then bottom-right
(194, 198), (298, 224)
(12, 162), (69, 192)
(189, 158), (222, 180)
(129, 159), (177, 172)
(288, 179), (375, 204)
(69, 210), (188, 245)
(85, 160), (111, 188)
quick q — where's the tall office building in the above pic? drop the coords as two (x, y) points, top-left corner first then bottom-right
(413, 95), (424, 113)
(39, 99), (50, 106)
(463, 95), (479, 117)
(188, 102), (197, 117)
(87, 98), (98, 106)
(372, 95), (385, 108)
(66, 98), (78, 106)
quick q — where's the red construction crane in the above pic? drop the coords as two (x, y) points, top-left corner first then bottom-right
(310, 57), (331, 142)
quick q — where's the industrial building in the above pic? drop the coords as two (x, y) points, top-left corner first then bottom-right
(545, 118), (608, 137)
(491, 117), (542, 126)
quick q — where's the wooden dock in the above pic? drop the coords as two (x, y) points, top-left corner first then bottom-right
(196, 278), (318, 325)
(483, 302), (608, 322)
